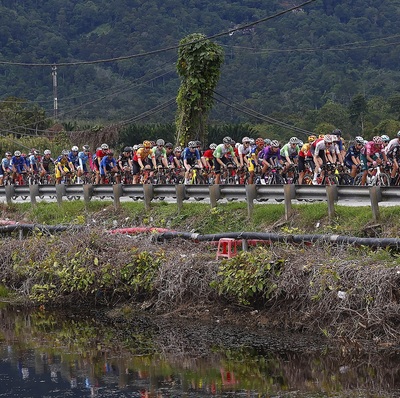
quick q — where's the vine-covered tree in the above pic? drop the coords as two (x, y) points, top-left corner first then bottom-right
(175, 33), (224, 146)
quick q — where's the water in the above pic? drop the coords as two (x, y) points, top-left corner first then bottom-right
(0, 306), (399, 397)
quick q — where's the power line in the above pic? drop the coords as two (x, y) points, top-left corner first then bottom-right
(0, 0), (318, 68)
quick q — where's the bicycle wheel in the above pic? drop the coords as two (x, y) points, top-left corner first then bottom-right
(302, 175), (314, 185)
(269, 173), (285, 185)
(323, 175), (338, 185)
(377, 173), (390, 186)
(338, 173), (354, 186)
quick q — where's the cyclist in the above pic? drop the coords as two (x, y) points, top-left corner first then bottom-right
(11, 150), (29, 184)
(173, 146), (184, 168)
(381, 134), (390, 149)
(93, 143), (109, 184)
(259, 140), (284, 176)
(28, 150), (40, 176)
(297, 135), (316, 185)
(344, 136), (364, 179)
(151, 139), (169, 169)
(39, 149), (55, 181)
(77, 145), (92, 183)
(248, 137), (265, 184)
(384, 131), (400, 185)
(132, 140), (155, 184)
(183, 141), (203, 184)
(312, 135), (336, 184)
(237, 137), (252, 169)
(55, 149), (74, 184)
(69, 146), (80, 170)
(0, 152), (12, 185)
(165, 142), (175, 168)
(100, 150), (120, 184)
(201, 143), (216, 170)
(213, 136), (239, 184)
(360, 136), (388, 186)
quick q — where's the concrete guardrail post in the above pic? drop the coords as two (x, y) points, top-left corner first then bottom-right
(29, 184), (39, 206)
(284, 184), (296, 220)
(4, 185), (14, 205)
(245, 184), (257, 218)
(55, 184), (66, 206)
(113, 184), (123, 210)
(83, 184), (93, 205)
(143, 184), (154, 211)
(209, 185), (221, 208)
(175, 184), (186, 212)
(326, 185), (338, 221)
(369, 186), (381, 222)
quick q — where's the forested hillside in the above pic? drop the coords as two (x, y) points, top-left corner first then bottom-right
(1, 0), (400, 141)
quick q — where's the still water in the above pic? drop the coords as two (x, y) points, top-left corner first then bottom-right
(0, 305), (399, 397)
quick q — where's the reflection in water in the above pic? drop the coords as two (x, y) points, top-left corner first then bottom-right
(0, 306), (399, 397)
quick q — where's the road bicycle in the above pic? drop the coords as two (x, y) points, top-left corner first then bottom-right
(354, 165), (390, 186)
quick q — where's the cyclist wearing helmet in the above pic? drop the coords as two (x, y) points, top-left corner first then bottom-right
(28, 149), (41, 176)
(344, 136), (364, 179)
(164, 142), (175, 167)
(151, 138), (170, 169)
(259, 140), (284, 175)
(132, 140), (156, 184)
(247, 138), (265, 184)
(280, 137), (300, 165)
(312, 135), (337, 184)
(297, 137), (316, 185)
(213, 137), (239, 184)
(68, 145), (80, 172)
(10, 150), (29, 183)
(76, 145), (92, 182)
(236, 137), (252, 169)
(359, 136), (388, 185)
(39, 149), (55, 180)
(93, 143), (109, 184)
(55, 150), (74, 184)
(384, 132), (400, 185)
(117, 146), (133, 178)
(99, 150), (120, 184)
(0, 152), (12, 185)
(201, 143), (216, 169)
(173, 146), (184, 168)
(183, 141), (203, 184)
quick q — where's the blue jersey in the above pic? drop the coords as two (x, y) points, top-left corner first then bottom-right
(28, 154), (40, 170)
(182, 147), (200, 162)
(100, 156), (117, 175)
(11, 155), (27, 172)
(69, 151), (79, 167)
(78, 151), (90, 168)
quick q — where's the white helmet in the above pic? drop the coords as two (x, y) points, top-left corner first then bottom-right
(324, 135), (333, 143)
(71, 146), (79, 152)
(44, 149), (51, 155)
(242, 136), (250, 144)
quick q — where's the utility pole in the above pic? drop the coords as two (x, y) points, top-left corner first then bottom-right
(52, 65), (58, 120)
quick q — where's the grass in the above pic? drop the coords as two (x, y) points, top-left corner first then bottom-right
(1, 200), (400, 238)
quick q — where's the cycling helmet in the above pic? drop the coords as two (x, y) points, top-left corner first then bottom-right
(373, 136), (383, 145)
(82, 145), (90, 151)
(324, 135), (333, 143)
(249, 138), (255, 145)
(71, 145), (79, 152)
(143, 140), (152, 148)
(331, 135), (339, 142)
(355, 136), (364, 144)
(209, 143), (217, 150)
(195, 140), (202, 147)
(61, 149), (69, 155)
(242, 136), (250, 144)
(298, 140), (304, 147)
(101, 143), (109, 150)
(43, 149), (51, 155)
(308, 135), (317, 142)
(255, 137), (265, 146)
(14, 150), (21, 156)
(188, 141), (197, 148)
(222, 136), (233, 144)
(271, 140), (279, 147)
(318, 134), (325, 139)
(156, 139), (165, 146)
(165, 142), (173, 149)
(174, 146), (182, 153)
(137, 144), (144, 148)
(124, 146), (132, 152)
(264, 138), (271, 146)
(289, 136), (299, 144)
(381, 135), (390, 142)
(132, 145), (139, 151)
(397, 130), (400, 138)
(33, 150), (39, 155)
(332, 128), (342, 136)
(5, 152), (11, 156)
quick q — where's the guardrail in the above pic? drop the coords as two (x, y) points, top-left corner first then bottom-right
(0, 183), (398, 221)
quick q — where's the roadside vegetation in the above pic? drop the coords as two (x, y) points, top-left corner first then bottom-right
(0, 201), (399, 347)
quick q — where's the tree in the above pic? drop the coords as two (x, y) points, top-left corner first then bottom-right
(349, 94), (368, 134)
(175, 33), (224, 146)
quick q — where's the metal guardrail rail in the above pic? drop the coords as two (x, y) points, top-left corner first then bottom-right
(0, 183), (398, 221)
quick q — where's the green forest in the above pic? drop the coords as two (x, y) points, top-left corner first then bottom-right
(2, 0), (400, 145)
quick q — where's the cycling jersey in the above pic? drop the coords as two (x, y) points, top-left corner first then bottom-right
(213, 144), (235, 159)
(100, 156), (117, 175)
(133, 147), (153, 162)
(344, 145), (362, 167)
(280, 143), (299, 159)
(385, 138), (400, 157)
